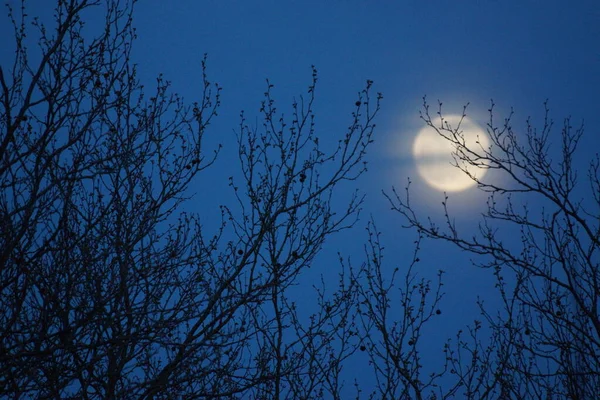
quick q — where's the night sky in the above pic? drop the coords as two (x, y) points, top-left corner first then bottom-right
(129, 0), (600, 392)
(2, 0), (598, 395)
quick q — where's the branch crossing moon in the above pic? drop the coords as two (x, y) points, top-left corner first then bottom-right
(412, 115), (489, 192)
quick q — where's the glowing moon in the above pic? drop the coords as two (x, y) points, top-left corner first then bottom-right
(413, 115), (489, 192)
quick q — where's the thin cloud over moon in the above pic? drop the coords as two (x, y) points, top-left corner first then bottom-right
(412, 115), (489, 192)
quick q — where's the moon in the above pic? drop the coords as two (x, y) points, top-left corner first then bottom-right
(412, 115), (489, 192)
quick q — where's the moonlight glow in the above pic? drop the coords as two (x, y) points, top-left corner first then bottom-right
(413, 115), (489, 192)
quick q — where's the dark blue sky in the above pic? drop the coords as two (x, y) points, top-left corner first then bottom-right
(126, 0), (600, 392)
(2, 0), (598, 395)
(129, 0), (599, 216)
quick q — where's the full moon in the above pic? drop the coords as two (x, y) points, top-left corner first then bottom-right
(413, 115), (489, 192)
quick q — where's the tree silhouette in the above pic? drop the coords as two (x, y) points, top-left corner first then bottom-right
(2, 1), (598, 400)
(0, 1), (380, 398)
(382, 98), (599, 399)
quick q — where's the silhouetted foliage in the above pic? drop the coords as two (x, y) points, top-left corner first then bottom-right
(0, 1), (380, 398)
(2, 1), (598, 400)
(382, 99), (599, 399)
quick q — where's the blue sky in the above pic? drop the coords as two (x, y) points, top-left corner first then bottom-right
(129, 0), (599, 217)
(125, 0), (600, 392)
(2, 0), (598, 395)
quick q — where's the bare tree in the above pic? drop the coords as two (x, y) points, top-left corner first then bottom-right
(351, 218), (450, 400)
(0, 1), (380, 398)
(384, 98), (600, 399)
(11, 2), (595, 399)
